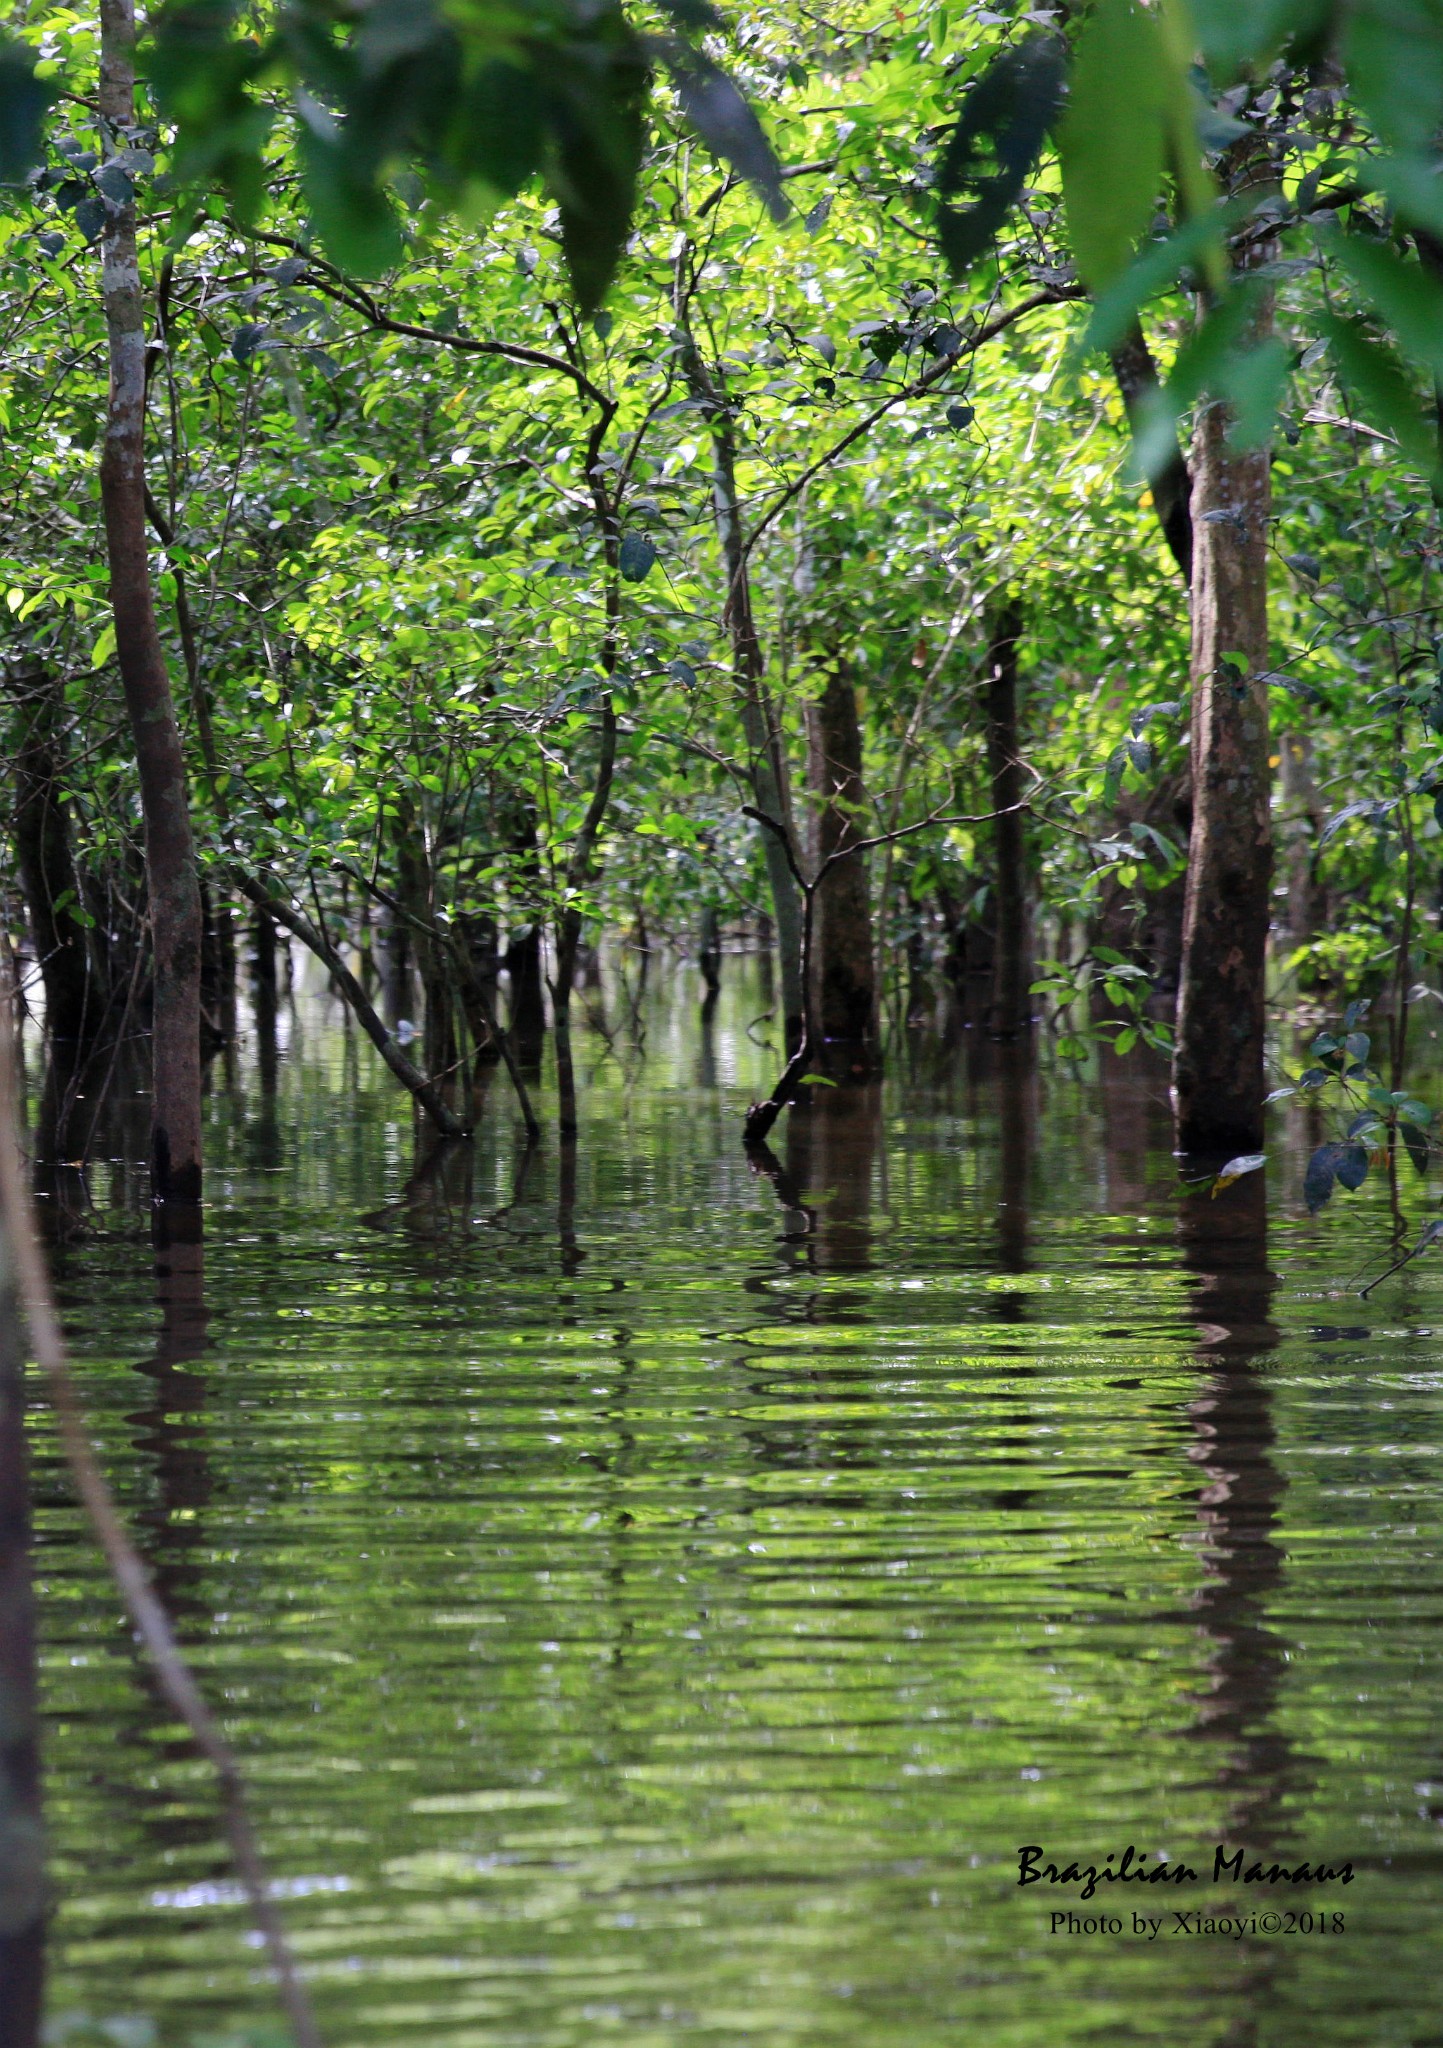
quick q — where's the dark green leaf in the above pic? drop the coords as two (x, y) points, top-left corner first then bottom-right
(1401, 1119), (1431, 1175)
(1321, 310), (1441, 480)
(667, 50), (787, 222)
(619, 532), (657, 582)
(1336, 1141), (1371, 1192)
(946, 401), (975, 430)
(1305, 1139), (1347, 1210)
(935, 35), (1065, 277)
(457, 60), (543, 197)
(0, 34), (57, 183)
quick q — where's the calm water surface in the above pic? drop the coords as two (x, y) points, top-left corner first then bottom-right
(26, 967), (1443, 2047)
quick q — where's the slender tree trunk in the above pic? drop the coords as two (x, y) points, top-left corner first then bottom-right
(9, 663), (102, 1052)
(551, 701), (618, 1138)
(698, 905), (721, 996)
(1173, 332), (1274, 1157)
(673, 279), (805, 1045)
(804, 656), (879, 1077)
(99, 0), (203, 1207)
(1277, 729), (1325, 956)
(983, 602), (1031, 1040)
(0, 1197), (44, 2042)
(394, 794), (455, 1083)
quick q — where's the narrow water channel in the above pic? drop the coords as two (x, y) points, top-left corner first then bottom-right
(22, 967), (1443, 2046)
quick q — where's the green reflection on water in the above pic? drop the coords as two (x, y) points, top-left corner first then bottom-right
(25, 968), (1443, 2047)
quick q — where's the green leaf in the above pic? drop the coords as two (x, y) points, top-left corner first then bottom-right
(1192, 0), (1333, 78)
(667, 50), (788, 222)
(90, 620), (117, 669)
(1058, 0), (1168, 293)
(1401, 1119), (1431, 1175)
(1345, 0), (1443, 156)
(298, 122), (403, 277)
(457, 60), (544, 197)
(0, 33), (57, 182)
(797, 1072), (838, 1086)
(1332, 231), (1443, 382)
(1212, 1150), (1266, 1195)
(935, 35), (1066, 277)
(1223, 334), (1292, 449)
(1321, 310), (1441, 480)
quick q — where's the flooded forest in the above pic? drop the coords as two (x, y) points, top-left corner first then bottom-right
(5, 0), (1443, 2043)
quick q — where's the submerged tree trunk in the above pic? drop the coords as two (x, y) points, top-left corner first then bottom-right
(99, 0), (203, 1209)
(983, 602), (1031, 1040)
(1173, 350), (1274, 1157)
(804, 657), (879, 1077)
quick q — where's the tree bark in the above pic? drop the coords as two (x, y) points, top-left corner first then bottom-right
(99, 0), (203, 1207)
(804, 657), (879, 1077)
(983, 601), (1031, 1040)
(1173, 338), (1274, 1157)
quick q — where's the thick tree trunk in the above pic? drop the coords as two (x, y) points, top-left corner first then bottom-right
(805, 658), (879, 1077)
(983, 602), (1031, 1040)
(1173, 367), (1274, 1157)
(99, 0), (203, 1208)
(0, 1201), (45, 2041)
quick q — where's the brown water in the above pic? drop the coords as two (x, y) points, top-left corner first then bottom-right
(20, 967), (1443, 2047)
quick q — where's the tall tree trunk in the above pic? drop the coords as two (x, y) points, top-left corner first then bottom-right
(673, 276), (805, 1046)
(698, 905), (721, 997)
(9, 662), (103, 1053)
(983, 602), (1031, 1040)
(551, 702), (617, 1139)
(1173, 328), (1274, 1157)
(394, 793), (455, 1084)
(99, 0), (203, 1208)
(0, 1198), (45, 2041)
(1277, 729), (1325, 957)
(805, 656), (879, 1077)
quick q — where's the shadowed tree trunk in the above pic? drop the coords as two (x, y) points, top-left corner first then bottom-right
(0, 1200), (44, 2043)
(983, 601), (1031, 1040)
(1277, 729), (1325, 959)
(9, 662), (109, 1166)
(99, 0), (203, 1210)
(805, 656), (879, 1079)
(1173, 360), (1274, 1154)
(9, 663), (102, 1055)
